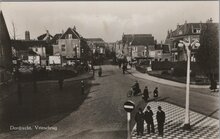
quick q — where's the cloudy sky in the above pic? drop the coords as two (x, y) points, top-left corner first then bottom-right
(1, 1), (219, 42)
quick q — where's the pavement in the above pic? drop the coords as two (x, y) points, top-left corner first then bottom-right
(127, 68), (219, 97)
(132, 101), (219, 139)
(127, 68), (213, 89)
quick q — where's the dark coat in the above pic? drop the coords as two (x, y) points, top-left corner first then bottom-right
(143, 88), (149, 98)
(135, 112), (144, 131)
(156, 110), (165, 124)
(153, 89), (158, 97)
(144, 110), (154, 124)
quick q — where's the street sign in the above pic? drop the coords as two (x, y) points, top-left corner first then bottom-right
(124, 100), (135, 113)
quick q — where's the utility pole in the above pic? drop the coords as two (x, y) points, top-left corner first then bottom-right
(12, 21), (16, 40)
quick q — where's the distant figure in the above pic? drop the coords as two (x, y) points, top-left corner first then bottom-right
(143, 86), (149, 102)
(133, 80), (140, 95)
(210, 79), (217, 92)
(98, 66), (102, 77)
(92, 65), (95, 77)
(81, 80), (85, 95)
(144, 106), (155, 134)
(135, 108), (144, 136)
(156, 106), (166, 137)
(119, 61), (122, 69)
(129, 61), (132, 68)
(153, 87), (159, 101)
(122, 63), (126, 74)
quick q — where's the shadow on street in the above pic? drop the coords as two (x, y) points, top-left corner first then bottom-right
(0, 77), (97, 137)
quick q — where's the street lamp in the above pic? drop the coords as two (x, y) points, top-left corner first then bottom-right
(178, 36), (200, 130)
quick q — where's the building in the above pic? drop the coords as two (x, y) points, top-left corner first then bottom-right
(37, 30), (54, 56)
(0, 11), (12, 83)
(11, 39), (47, 65)
(53, 27), (90, 65)
(86, 38), (106, 55)
(37, 30), (53, 42)
(165, 18), (218, 62)
(122, 34), (155, 62)
(148, 43), (171, 61)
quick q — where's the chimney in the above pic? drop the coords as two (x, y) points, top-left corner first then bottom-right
(73, 25), (76, 30)
(177, 23), (180, 29)
(154, 40), (157, 44)
(46, 30), (50, 42)
(25, 31), (30, 41)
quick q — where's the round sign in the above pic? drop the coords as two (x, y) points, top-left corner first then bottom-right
(124, 100), (135, 113)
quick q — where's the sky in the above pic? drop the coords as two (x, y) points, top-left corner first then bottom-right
(1, 1), (219, 42)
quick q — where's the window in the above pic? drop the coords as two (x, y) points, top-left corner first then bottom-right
(61, 45), (65, 51)
(193, 28), (201, 34)
(68, 34), (72, 39)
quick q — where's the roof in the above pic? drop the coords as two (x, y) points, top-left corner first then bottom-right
(37, 33), (53, 41)
(51, 33), (62, 44)
(122, 34), (155, 46)
(60, 27), (81, 39)
(167, 22), (219, 38)
(0, 10), (12, 69)
(11, 40), (47, 50)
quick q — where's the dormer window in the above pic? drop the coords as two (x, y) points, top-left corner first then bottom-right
(68, 34), (72, 39)
(192, 28), (201, 34)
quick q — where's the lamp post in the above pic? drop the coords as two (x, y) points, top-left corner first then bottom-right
(178, 36), (200, 130)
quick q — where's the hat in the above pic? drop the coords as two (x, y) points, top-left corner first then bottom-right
(158, 106), (162, 110)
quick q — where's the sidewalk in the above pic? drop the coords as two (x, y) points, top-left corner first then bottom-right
(132, 101), (219, 139)
(127, 68), (213, 89)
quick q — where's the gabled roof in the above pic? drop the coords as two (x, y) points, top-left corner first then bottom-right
(167, 22), (219, 38)
(122, 34), (155, 46)
(51, 33), (62, 44)
(11, 40), (47, 51)
(37, 33), (53, 41)
(0, 11), (11, 47)
(60, 27), (81, 39)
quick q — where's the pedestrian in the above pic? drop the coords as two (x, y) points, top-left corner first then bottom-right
(119, 61), (121, 69)
(92, 65), (95, 77)
(98, 66), (102, 77)
(143, 86), (149, 102)
(122, 64), (126, 74)
(81, 80), (85, 95)
(144, 106), (155, 134)
(156, 106), (165, 137)
(153, 87), (159, 101)
(135, 108), (144, 136)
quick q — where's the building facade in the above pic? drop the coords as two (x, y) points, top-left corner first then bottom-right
(122, 34), (155, 61)
(0, 11), (12, 83)
(165, 19), (218, 62)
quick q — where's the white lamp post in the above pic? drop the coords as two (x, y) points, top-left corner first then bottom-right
(178, 36), (200, 130)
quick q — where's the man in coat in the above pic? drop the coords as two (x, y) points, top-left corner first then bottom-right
(143, 86), (149, 102)
(156, 106), (165, 137)
(135, 108), (144, 136)
(144, 106), (155, 134)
